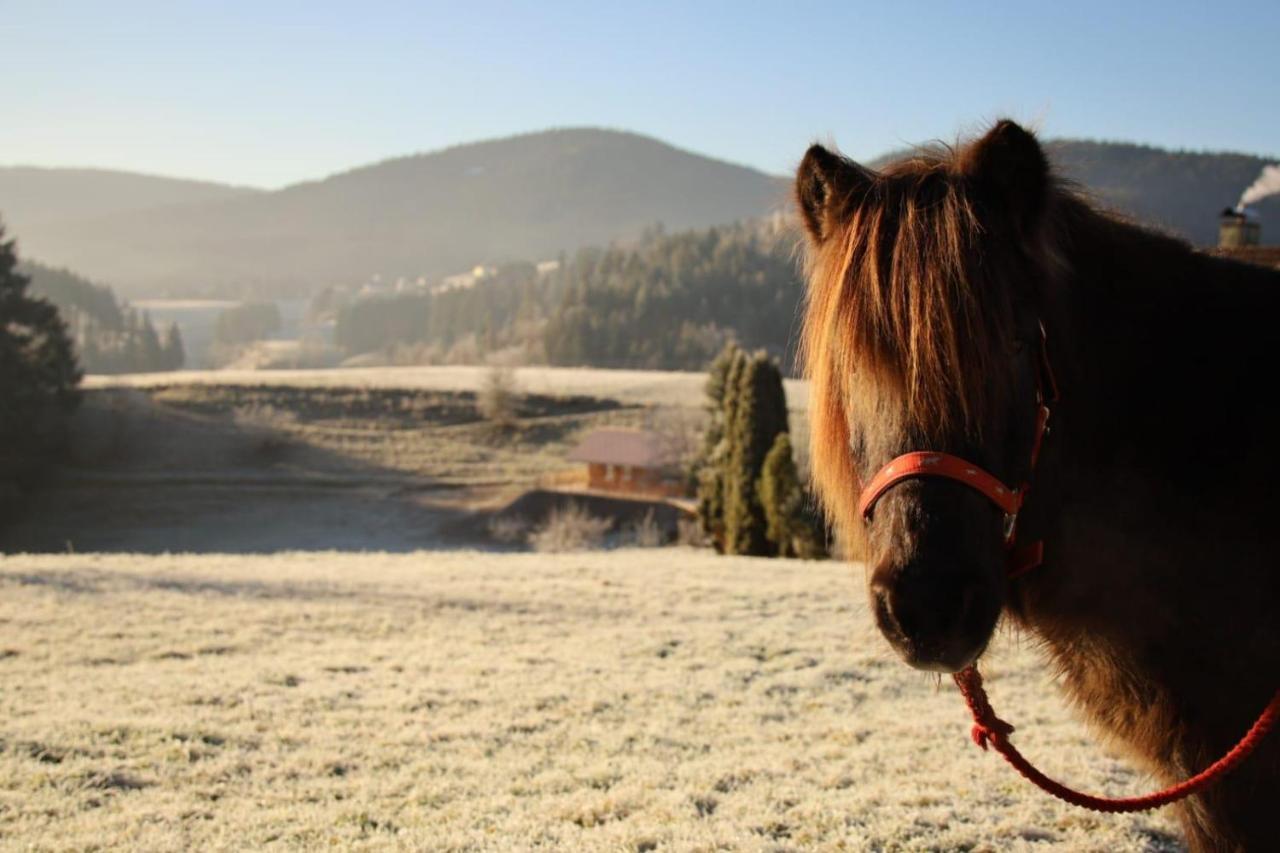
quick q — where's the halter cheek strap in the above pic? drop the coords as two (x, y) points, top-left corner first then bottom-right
(856, 323), (1057, 578)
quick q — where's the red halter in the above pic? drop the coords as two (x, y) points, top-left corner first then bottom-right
(856, 322), (1058, 578)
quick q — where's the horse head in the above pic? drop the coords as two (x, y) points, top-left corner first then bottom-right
(796, 120), (1061, 672)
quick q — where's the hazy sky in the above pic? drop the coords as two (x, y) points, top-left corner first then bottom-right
(4, 1), (1277, 189)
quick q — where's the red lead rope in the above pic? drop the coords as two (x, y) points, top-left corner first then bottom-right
(954, 666), (1280, 813)
(856, 323), (1279, 812)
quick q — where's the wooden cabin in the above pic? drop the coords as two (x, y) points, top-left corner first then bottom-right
(566, 428), (685, 498)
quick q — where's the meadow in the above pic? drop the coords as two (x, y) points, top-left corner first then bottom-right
(0, 549), (1180, 851)
(1, 367), (1184, 849)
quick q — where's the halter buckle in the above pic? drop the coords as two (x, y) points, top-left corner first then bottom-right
(1002, 511), (1019, 543)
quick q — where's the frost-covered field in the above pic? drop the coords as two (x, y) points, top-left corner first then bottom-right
(0, 550), (1179, 851)
(85, 365), (810, 412)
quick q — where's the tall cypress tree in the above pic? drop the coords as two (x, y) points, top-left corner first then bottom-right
(696, 343), (746, 551)
(0, 224), (81, 488)
(722, 351), (788, 556)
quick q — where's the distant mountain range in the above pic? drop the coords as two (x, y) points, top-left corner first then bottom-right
(0, 129), (785, 297)
(1, 128), (1274, 298)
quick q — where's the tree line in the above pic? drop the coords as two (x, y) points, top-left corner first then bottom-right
(214, 301), (282, 346)
(22, 260), (183, 373)
(331, 262), (551, 363)
(543, 222), (803, 370)
(329, 220), (807, 372)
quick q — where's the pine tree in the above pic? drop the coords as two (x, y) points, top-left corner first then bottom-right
(696, 343), (746, 551)
(722, 351), (789, 556)
(161, 322), (185, 370)
(0, 224), (81, 488)
(138, 312), (162, 370)
(758, 432), (828, 559)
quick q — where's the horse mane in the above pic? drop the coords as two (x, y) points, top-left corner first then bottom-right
(799, 140), (1062, 547)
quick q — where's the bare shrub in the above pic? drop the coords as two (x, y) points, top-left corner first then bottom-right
(446, 334), (481, 365)
(478, 365), (518, 429)
(527, 503), (612, 553)
(486, 516), (528, 545)
(676, 517), (709, 548)
(627, 510), (665, 547)
(233, 403), (297, 454)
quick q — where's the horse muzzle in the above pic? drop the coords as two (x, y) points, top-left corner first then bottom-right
(870, 561), (1001, 673)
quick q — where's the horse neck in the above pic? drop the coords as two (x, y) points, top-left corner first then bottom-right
(1020, 202), (1280, 668)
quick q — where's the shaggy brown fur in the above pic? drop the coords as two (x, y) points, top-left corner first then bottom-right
(796, 120), (1280, 851)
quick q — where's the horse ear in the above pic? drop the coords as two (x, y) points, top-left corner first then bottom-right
(966, 120), (1049, 225)
(795, 144), (873, 243)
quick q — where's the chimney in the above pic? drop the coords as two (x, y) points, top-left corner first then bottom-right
(1220, 207), (1261, 248)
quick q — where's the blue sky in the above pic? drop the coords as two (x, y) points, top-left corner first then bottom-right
(3, 1), (1277, 188)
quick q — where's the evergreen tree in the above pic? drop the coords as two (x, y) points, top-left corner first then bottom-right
(722, 351), (788, 556)
(138, 312), (162, 369)
(696, 343), (746, 552)
(161, 322), (185, 370)
(0, 224), (81, 488)
(758, 432), (828, 559)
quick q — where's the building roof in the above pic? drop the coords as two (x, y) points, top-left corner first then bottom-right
(567, 428), (678, 469)
(1213, 246), (1280, 270)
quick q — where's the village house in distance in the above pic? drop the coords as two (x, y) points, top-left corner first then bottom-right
(566, 428), (687, 498)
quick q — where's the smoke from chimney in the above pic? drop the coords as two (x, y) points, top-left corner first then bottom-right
(1239, 164), (1280, 209)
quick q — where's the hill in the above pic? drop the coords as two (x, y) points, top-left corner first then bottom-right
(0, 166), (257, 237)
(1045, 140), (1279, 246)
(5, 130), (1274, 300)
(5, 129), (787, 298)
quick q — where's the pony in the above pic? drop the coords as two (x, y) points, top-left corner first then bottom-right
(794, 119), (1280, 851)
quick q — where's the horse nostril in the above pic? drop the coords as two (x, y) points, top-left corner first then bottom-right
(872, 570), (981, 647)
(871, 566), (1001, 673)
(870, 580), (902, 639)
(872, 576), (926, 643)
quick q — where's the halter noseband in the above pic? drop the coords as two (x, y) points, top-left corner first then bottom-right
(856, 322), (1059, 578)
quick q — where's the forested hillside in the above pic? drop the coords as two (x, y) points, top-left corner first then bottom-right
(332, 222), (804, 371)
(543, 222), (801, 369)
(20, 261), (184, 373)
(327, 136), (1280, 374)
